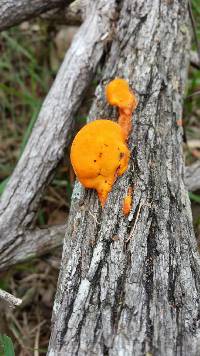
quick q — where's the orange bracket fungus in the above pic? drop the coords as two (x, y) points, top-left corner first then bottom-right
(105, 78), (138, 140)
(70, 78), (137, 207)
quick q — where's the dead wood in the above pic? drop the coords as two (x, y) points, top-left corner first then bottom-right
(48, 1), (200, 355)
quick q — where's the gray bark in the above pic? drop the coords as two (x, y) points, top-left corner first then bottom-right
(48, 0), (200, 355)
(0, 0), (116, 270)
(0, 289), (22, 308)
(1, 154), (197, 271)
(0, 0), (73, 31)
(41, 0), (87, 26)
(185, 160), (200, 192)
(0, 224), (65, 271)
(190, 50), (200, 69)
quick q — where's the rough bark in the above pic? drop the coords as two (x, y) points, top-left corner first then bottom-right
(48, 1), (200, 355)
(185, 160), (200, 191)
(190, 50), (200, 69)
(0, 225), (65, 271)
(0, 0), (73, 31)
(41, 0), (87, 26)
(1, 156), (198, 271)
(0, 289), (22, 308)
(0, 0), (117, 270)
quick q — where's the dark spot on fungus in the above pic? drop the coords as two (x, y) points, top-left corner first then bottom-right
(99, 152), (103, 158)
(119, 152), (125, 159)
(115, 165), (121, 176)
(94, 160), (97, 162)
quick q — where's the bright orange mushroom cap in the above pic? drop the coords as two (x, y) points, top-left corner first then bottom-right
(70, 120), (130, 207)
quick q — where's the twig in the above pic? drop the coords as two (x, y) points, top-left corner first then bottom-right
(186, 90), (200, 99)
(0, 288), (22, 308)
(34, 324), (41, 356)
(8, 313), (25, 338)
(30, 320), (46, 335)
(9, 323), (30, 354)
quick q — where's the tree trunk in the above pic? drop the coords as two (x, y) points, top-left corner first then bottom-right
(48, 0), (200, 355)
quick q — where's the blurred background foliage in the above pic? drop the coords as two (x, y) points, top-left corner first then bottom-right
(0, 19), (81, 355)
(0, 1), (200, 354)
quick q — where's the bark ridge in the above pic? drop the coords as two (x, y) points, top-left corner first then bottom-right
(51, 0), (200, 355)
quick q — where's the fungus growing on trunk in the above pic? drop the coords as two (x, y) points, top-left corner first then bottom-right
(70, 119), (130, 206)
(70, 78), (137, 206)
(122, 187), (133, 215)
(105, 78), (137, 140)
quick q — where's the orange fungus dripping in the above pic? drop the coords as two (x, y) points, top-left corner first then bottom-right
(70, 120), (130, 207)
(70, 78), (136, 207)
(122, 187), (133, 216)
(105, 78), (137, 140)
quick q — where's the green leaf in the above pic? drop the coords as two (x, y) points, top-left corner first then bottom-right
(189, 192), (200, 204)
(0, 334), (15, 356)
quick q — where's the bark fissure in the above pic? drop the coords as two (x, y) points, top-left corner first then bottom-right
(47, 0), (200, 355)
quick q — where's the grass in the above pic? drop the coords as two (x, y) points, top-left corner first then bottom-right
(0, 26), (52, 184)
(189, 192), (200, 204)
(0, 23), (69, 224)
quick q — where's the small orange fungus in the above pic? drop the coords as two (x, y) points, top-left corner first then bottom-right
(105, 78), (137, 140)
(70, 120), (130, 207)
(122, 187), (132, 215)
(176, 118), (183, 127)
